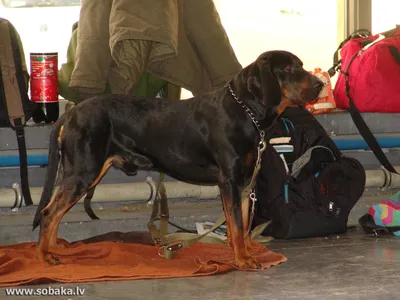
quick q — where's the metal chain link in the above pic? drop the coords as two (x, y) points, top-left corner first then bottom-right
(228, 84), (265, 137)
(228, 83), (267, 225)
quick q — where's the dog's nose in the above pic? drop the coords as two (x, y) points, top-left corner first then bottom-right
(313, 80), (324, 90)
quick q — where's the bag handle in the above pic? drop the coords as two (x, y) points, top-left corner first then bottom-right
(341, 51), (399, 175)
(329, 26), (400, 77)
(291, 146), (336, 179)
(328, 29), (371, 77)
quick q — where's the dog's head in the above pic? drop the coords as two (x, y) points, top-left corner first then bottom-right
(244, 50), (324, 114)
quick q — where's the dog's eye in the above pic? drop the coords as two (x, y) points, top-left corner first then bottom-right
(284, 65), (294, 73)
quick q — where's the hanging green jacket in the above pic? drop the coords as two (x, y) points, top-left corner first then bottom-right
(58, 22), (179, 103)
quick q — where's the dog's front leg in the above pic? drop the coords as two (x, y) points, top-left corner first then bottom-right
(218, 177), (261, 269)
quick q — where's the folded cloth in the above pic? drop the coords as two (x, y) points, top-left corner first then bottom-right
(0, 232), (286, 287)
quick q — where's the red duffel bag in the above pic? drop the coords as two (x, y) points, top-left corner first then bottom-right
(330, 26), (400, 113)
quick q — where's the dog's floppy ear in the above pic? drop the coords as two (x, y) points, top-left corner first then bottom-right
(247, 60), (281, 106)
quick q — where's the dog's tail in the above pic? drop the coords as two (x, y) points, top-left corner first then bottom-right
(32, 116), (65, 231)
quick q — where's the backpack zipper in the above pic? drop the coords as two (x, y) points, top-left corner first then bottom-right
(284, 183), (289, 203)
(280, 118), (294, 204)
(280, 153), (290, 203)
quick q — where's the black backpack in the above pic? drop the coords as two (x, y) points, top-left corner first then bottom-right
(252, 107), (366, 239)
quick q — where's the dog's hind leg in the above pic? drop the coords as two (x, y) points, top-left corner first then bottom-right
(36, 186), (77, 264)
(36, 157), (118, 264)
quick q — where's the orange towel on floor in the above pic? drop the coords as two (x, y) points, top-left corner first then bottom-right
(0, 232), (287, 287)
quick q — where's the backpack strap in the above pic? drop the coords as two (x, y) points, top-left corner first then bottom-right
(342, 49), (399, 175)
(291, 146), (336, 179)
(0, 20), (33, 206)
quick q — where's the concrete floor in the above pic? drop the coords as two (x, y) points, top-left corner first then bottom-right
(0, 192), (399, 300)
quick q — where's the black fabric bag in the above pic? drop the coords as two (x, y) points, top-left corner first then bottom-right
(252, 107), (366, 239)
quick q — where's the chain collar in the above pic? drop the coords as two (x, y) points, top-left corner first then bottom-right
(228, 83), (267, 238)
(228, 83), (266, 151)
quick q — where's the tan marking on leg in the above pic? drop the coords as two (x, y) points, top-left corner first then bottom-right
(57, 125), (64, 145)
(221, 191), (260, 269)
(37, 187), (67, 264)
(87, 155), (124, 190)
(242, 196), (250, 235)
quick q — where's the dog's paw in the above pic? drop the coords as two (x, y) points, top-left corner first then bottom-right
(44, 255), (60, 266)
(236, 256), (262, 270)
(36, 249), (60, 265)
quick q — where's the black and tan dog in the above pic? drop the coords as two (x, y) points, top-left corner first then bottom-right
(32, 50), (323, 269)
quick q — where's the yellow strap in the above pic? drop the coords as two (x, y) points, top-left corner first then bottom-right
(161, 212), (228, 260)
(147, 173), (167, 245)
